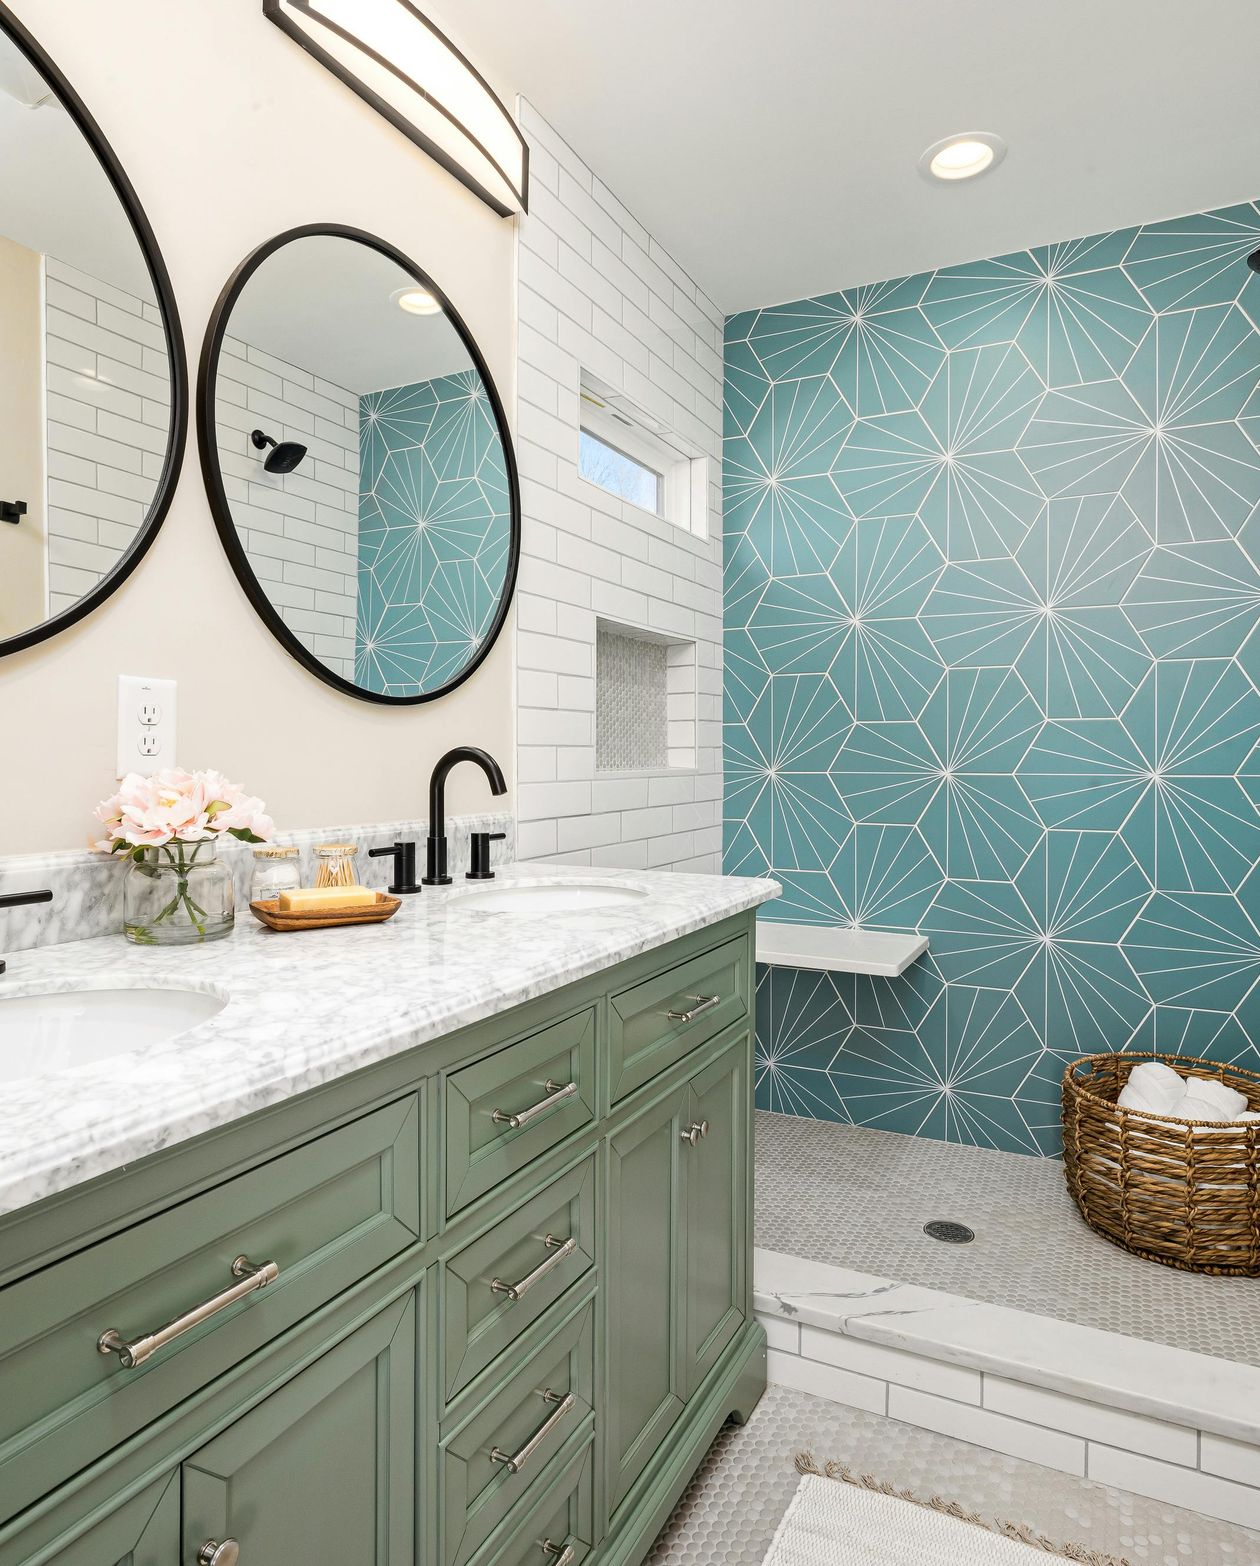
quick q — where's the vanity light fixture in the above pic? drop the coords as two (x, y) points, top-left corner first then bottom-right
(919, 131), (1006, 182)
(263, 0), (528, 216)
(391, 284), (441, 316)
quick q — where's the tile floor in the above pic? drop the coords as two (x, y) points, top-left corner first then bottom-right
(755, 1111), (1260, 1365)
(645, 1383), (1260, 1565)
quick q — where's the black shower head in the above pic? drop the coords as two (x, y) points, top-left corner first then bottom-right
(250, 428), (307, 475)
(1249, 246), (1260, 275)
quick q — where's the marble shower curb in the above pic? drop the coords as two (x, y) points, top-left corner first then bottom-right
(756, 1247), (1260, 1531)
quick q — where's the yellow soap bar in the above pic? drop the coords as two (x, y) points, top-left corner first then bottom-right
(277, 885), (377, 913)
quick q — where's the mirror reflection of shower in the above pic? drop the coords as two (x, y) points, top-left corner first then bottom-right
(250, 428), (307, 474)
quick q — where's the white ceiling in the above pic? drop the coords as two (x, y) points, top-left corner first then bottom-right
(0, 32), (153, 298)
(447, 0), (1260, 313)
(229, 234), (473, 395)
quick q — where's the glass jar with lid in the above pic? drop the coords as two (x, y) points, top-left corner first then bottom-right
(313, 842), (359, 888)
(250, 844), (301, 903)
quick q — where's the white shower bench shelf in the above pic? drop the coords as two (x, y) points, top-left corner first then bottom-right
(755, 921), (928, 977)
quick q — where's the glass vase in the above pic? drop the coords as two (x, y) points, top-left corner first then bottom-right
(123, 839), (235, 945)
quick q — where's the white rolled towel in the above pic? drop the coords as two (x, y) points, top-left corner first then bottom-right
(1117, 1060), (1190, 1115)
(1181, 1076), (1249, 1118)
(1118, 1061), (1253, 1122)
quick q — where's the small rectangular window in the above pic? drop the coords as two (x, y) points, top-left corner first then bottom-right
(579, 428), (662, 515)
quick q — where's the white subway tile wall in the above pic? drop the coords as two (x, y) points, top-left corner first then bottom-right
(213, 341), (360, 682)
(44, 256), (172, 617)
(515, 102), (724, 873)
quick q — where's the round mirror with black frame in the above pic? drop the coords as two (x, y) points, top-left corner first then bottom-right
(0, 1), (187, 659)
(197, 224), (520, 705)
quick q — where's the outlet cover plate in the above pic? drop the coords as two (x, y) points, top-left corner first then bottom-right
(117, 675), (177, 779)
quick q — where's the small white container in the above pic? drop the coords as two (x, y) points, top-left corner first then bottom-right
(250, 845), (301, 903)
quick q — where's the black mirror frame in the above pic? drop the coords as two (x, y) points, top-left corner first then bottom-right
(197, 224), (521, 708)
(0, 1), (188, 661)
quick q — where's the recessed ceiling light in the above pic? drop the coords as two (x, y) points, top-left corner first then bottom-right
(391, 285), (442, 316)
(919, 132), (1006, 183)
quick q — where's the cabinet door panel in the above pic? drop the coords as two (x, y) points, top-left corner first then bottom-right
(683, 1035), (749, 1397)
(181, 1293), (415, 1566)
(605, 1085), (686, 1515)
(0, 1471), (178, 1566)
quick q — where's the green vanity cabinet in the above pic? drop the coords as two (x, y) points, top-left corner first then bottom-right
(0, 910), (766, 1566)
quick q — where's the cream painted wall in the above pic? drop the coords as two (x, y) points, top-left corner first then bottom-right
(0, 0), (518, 854)
(0, 233), (45, 641)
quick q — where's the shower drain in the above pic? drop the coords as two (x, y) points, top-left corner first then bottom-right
(924, 1219), (975, 1244)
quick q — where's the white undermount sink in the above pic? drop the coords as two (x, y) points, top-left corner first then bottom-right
(0, 985), (227, 1083)
(451, 880), (649, 914)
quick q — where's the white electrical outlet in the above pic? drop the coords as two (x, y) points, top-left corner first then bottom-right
(117, 675), (177, 779)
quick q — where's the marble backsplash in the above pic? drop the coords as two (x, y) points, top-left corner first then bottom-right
(0, 812), (515, 955)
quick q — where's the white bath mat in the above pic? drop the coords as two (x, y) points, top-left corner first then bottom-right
(762, 1468), (1131, 1566)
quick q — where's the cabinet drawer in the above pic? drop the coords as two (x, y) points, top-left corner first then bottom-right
(443, 1157), (595, 1402)
(608, 936), (750, 1103)
(0, 1093), (421, 1519)
(446, 1008), (597, 1217)
(472, 1434), (594, 1566)
(441, 1297), (594, 1566)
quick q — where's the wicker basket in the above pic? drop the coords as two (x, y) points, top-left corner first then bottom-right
(1062, 1053), (1260, 1276)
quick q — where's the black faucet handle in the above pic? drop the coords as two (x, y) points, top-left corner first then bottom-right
(368, 841), (420, 895)
(0, 888), (52, 977)
(467, 831), (507, 882)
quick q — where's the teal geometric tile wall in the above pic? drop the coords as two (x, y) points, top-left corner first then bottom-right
(357, 370), (511, 696)
(724, 200), (1260, 1155)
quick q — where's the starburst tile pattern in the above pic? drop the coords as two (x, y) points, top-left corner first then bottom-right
(356, 370), (510, 697)
(726, 198), (1260, 1155)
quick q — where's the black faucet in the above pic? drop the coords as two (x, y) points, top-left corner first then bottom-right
(423, 746), (507, 886)
(0, 888), (53, 976)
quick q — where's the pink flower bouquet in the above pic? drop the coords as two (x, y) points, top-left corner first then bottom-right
(93, 770), (275, 944)
(93, 769), (274, 858)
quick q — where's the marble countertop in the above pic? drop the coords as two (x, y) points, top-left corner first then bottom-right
(0, 864), (778, 1217)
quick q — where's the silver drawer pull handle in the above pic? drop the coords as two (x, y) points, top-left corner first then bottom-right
(492, 1079), (578, 1130)
(490, 1388), (575, 1474)
(97, 1255), (279, 1369)
(542, 1539), (576, 1566)
(681, 1120), (710, 1147)
(491, 1234), (576, 1301)
(666, 993), (720, 1024)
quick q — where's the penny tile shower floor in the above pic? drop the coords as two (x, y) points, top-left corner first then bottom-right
(754, 1111), (1260, 1366)
(645, 1384), (1260, 1566)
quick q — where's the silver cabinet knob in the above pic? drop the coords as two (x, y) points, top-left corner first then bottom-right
(198, 1540), (240, 1566)
(680, 1121), (709, 1147)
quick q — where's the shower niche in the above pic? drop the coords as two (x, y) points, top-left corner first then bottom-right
(595, 620), (696, 773)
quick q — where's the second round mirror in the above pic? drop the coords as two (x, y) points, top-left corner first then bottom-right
(199, 226), (519, 703)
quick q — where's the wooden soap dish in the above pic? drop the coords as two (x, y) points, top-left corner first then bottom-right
(249, 892), (402, 932)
